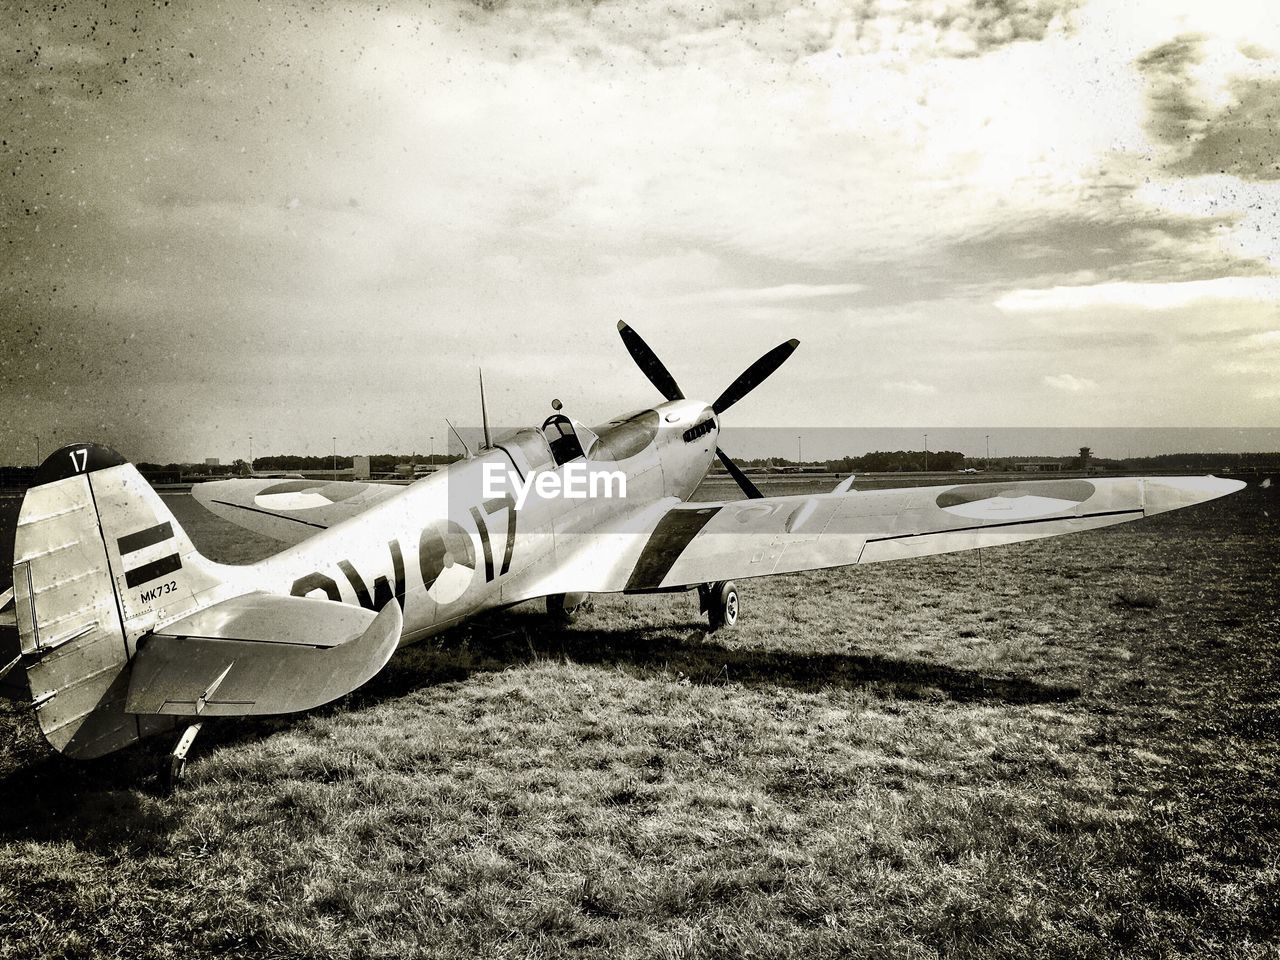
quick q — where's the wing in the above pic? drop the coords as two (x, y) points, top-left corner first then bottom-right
(126, 593), (403, 716)
(510, 475), (1245, 598)
(192, 478), (403, 544)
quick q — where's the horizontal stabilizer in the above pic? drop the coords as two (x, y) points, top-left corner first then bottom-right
(193, 478), (401, 544)
(126, 594), (402, 716)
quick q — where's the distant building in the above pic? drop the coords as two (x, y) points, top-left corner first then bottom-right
(1016, 461), (1064, 472)
(352, 455), (371, 480)
(205, 457), (220, 467)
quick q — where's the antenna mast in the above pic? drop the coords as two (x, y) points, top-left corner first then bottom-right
(445, 418), (473, 459)
(479, 368), (493, 450)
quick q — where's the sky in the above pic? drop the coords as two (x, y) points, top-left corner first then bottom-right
(2, 0), (1278, 464)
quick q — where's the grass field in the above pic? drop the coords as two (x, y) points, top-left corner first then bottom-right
(1, 479), (1277, 959)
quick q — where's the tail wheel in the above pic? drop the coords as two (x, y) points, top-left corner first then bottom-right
(166, 756), (188, 793)
(706, 580), (739, 631)
(163, 722), (203, 794)
(547, 592), (588, 623)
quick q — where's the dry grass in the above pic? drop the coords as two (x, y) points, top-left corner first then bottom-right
(0, 481), (1277, 959)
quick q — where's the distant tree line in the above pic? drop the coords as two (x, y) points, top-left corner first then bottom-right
(826, 450), (967, 473)
(250, 454), (463, 472)
(134, 452), (466, 481)
(137, 461), (230, 478)
(251, 455), (354, 470)
(742, 450), (967, 472)
(1119, 452), (1280, 469)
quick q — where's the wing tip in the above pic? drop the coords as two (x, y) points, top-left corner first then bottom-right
(1143, 474), (1247, 514)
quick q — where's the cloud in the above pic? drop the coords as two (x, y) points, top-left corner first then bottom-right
(1132, 175), (1280, 270)
(1138, 32), (1280, 182)
(481, 0), (1079, 66)
(939, 213), (1251, 292)
(1217, 328), (1280, 379)
(994, 276), (1280, 313)
(670, 282), (865, 304)
(883, 379), (939, 396)
(1043, 373), (1099, 393)
(1125, 13), (1280, 271)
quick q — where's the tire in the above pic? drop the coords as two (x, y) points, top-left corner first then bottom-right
(164, 756), (187, 793)
(547, 592), (587, 623)
(707, 580), (739, 631)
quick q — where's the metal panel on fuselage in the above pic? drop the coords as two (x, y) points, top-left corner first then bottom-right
(223, 448), (537, 644)
(653, 400), (718, 501)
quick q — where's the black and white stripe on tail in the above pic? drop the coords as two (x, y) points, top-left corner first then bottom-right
(117, 521), (183, 587)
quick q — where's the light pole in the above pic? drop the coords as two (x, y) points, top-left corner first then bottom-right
(332, 436), (337, 480)
(797, 434), (802, 463)
(923, 433), (929, 473)
(430, 435), (435, 468)
(249, 434), (253, 472)
(985, 434), (990, 470)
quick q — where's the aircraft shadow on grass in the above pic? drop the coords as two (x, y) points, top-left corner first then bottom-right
(0, 608), (1078, 851)
(353, 605), (1083, 709)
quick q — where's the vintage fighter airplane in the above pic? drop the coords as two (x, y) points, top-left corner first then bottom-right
(0, 322), (1246, 780)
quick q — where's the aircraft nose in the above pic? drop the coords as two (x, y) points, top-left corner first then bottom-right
(1144, 475), (1247, 515)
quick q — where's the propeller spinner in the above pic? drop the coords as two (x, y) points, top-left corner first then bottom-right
(616, 320), (798, 500)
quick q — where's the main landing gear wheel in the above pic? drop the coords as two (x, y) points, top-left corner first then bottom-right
(701, 580), (739, 631)
(547, 592), (588, 623)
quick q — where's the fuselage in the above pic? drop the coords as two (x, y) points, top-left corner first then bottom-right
(215, 399), (719, 643)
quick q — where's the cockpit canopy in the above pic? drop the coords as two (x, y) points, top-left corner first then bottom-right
(497, 409), (663, 472)
(541, 414), (600, 466)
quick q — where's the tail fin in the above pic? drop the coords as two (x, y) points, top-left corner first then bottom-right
(12, 444), (229, 758)
(13, 443), (404, 761)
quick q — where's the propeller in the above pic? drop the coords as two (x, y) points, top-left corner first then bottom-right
(617, 320), (798, 501)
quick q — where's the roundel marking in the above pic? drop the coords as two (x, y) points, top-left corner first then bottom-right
(419, 519), (479, 605)
(255, 480), (369, 511)
(936, 480), (1095, 521)
(733, 503), (777, 523)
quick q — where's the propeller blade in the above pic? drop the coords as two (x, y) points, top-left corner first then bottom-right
(712, 338), (800, 415)
(716, 447), (764, 500)
(617, 320), (684, 402)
